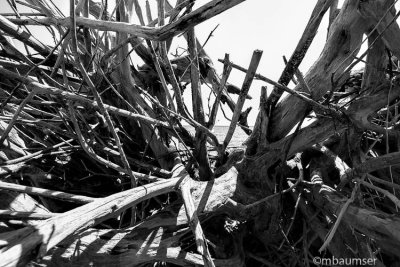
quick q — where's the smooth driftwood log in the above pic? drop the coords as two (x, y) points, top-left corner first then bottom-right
(34, 168), (242, 266)
(0, 178), (180, 267)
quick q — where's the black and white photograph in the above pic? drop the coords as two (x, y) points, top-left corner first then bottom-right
(0, 0), (400, 266)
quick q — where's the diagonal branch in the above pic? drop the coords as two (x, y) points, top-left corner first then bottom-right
(223, 50), (262, 149)
(266, 0), (335, 112)
(179, 176), (215, 267)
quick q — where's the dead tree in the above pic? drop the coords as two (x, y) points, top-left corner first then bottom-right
(1, 0), (400, 266)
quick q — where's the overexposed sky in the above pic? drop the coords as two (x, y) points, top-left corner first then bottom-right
(192, 0), (331, 125)
(1, 0), (372, 126)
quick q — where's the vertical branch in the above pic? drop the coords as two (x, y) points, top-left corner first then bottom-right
(224, 50), (262, 149)
(140, 0), (175, 114)
(188, 28), (205, 124)
(157, 0), (165, 27)
(132, 0), (145, 26)
(179, 177), (216, 267)
(82, 0), (92, 71)
(164, 0), (186, 51)
(70, 0), (137, 187)
(156, 0), (185, 115)
(159, 51), (187, 116)
(111, 0), (177, 171)
(187, 26), (212, 180)
(157, 1), (186, 117)
(145, 0), (153, 24)
(244, 85), (269, 155)
(149, 44), (177, 113)
(181, 33), (253, 134)
(208, 53), (232, 130)
(114, 0), (142, 225)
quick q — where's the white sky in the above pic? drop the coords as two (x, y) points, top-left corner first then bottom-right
(3, 0), (394, 126)
(192, 0), (331, 125)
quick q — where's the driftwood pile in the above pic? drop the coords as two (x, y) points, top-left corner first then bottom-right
(1, 0), (400, 266)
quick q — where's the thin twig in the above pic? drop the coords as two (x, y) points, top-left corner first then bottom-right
(0, 181), (95, 204)
(279, 192), (302, 249)
(2, 138), (74, 165)
(68, 103), (161, 182)
(0, 90), (37, 145)
(355, 178), (400, 209)
(245, 161), (304, 210)
(0, 66), (176, 130)
(319, 183), (358, 252)
(149, 41), (177, 112)
(367, 174), (400, 191)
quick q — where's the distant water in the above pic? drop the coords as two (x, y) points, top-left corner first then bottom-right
(184, 125), (250, 148)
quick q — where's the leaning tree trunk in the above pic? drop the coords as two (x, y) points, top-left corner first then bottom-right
(1, 0), (400, 266)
